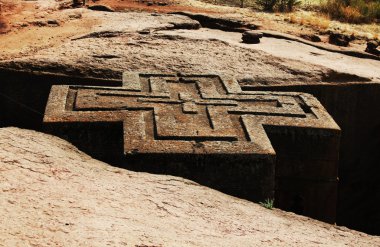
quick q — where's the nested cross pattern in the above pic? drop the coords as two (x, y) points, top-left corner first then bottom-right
(44, 73), (339, 156)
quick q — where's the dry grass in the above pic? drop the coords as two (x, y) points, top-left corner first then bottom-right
(340, 6), (362, 23)
(321, 0), (380, 24)
(194, 0), (379, 40)
(287, 13), (330, 30)
(285, 10), (379, 40)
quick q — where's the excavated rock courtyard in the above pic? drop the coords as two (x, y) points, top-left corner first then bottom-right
(1, 0), (380, 244)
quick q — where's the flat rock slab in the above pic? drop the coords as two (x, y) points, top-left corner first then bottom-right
(44, 72), (340, 222)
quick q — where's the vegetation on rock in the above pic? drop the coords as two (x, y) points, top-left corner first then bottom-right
(255, 0), (301, 12)
(321, 0), (380, 23)
(260, 198), (275, 209)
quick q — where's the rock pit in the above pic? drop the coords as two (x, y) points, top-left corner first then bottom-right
(1, 1), (380, 237)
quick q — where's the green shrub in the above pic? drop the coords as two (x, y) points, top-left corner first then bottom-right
(259, 198), (274, 209)
(287, 0), (302, 11)
(367, 1), (380, 19)
(256, 0), (278, 11)
(256, 0), (301, 11)
(202, 0), (257, 8)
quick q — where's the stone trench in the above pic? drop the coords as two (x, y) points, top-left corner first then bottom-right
(0, 11), (380, 235)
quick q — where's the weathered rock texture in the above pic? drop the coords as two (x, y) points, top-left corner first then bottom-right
(1, 5), (380, 235)
(43, 72), (341, 223)
(172, 11), (258, 32)
(329, 32), (350, 47)
(242, 31), (263, 44)
(245, 82), (380, 235)
(0, 32), (337, 84)
(0, 9), (368, 84)
(0, 127), (379, 246)
(366, 40), (380, 56)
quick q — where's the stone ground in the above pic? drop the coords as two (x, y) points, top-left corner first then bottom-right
(0, 0), (379, 84)
(158, 28), (380, 81)
(1, 127), (379, 246)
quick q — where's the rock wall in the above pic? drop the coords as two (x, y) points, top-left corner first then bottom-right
(0, 69), (379, 233)
(244, 82), (380, 235)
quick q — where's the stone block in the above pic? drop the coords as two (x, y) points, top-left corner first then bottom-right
(242, 31), (263, 44)
(44, 73), (340, 221)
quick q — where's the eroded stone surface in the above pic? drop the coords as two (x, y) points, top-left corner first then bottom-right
(44, 73), (340, 222)
(1, 127), (379, 246)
